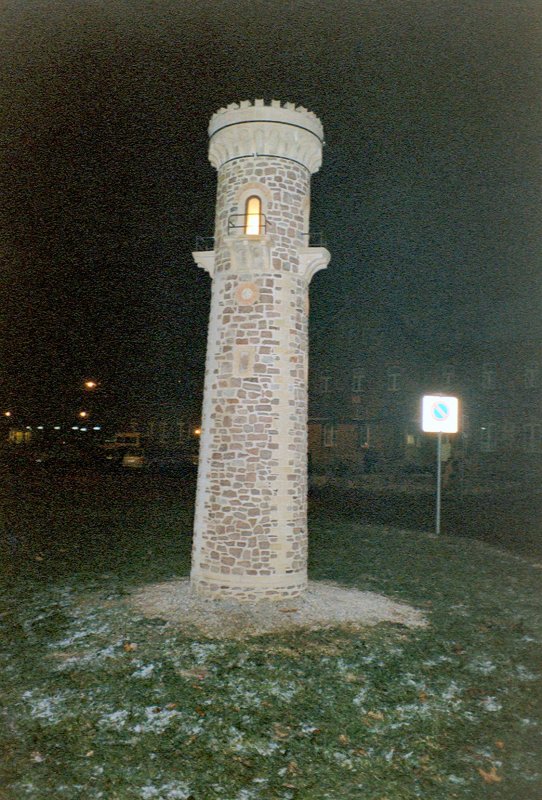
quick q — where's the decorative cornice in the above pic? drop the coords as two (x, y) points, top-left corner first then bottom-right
(193, 244), (330, 283)
(208, 100), (324, 174)
(298, 246), (331, 284)
(192, 250), (215, 277)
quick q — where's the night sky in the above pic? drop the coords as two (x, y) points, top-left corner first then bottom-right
(2, 0), (541, 423)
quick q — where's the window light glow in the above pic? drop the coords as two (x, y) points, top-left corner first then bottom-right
(245, 196), (261, 235)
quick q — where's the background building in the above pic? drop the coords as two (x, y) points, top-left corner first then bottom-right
(308, 308), (541, 486)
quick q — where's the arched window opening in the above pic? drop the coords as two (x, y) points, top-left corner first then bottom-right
(245, 196), (261, 235)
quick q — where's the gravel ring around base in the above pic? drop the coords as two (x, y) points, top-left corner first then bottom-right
(128, 579), (427, 638)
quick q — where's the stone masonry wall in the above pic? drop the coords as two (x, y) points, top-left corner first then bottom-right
(191, 156), (312, 599)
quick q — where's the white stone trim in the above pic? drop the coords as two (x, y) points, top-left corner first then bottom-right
(192, 250), (216, 277)
(193, 569), (308, 590)
(209, 100), (323, 142)
(298, 246), (331, 283)
(208, 102), (324, 174)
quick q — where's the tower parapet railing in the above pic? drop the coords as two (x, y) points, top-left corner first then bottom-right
(195, 230), (326, 251)
(194, 236), (215, 251)
(302, 231), (327, 247)
(227, 213), (270, 234)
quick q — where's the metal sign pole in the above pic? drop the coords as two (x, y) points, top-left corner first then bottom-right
(422, 395), (459, 536)
(436, 430), (442, 535)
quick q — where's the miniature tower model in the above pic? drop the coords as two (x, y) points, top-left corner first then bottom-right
(191, 100), (330, 600)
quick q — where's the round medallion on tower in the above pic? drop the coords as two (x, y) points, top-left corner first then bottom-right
(235, 282), (260, 306)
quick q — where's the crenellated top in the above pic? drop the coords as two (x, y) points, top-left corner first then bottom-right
(207, 99), (324, 174)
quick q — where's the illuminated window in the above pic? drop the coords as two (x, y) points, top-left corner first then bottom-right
(480, 423), (497, 452)
(481, 363), (496, 389)
(522, 423), (542, 452)
(387, 366), (401, 391)
(245, 196), (261, 235)
(352, 368), (364, 392)
(525, 364), (539, 388)
(442, 365), (455, 387)
(323, 423), (337, 447)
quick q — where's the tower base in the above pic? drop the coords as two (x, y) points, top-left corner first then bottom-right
(190, 570), (307, 602)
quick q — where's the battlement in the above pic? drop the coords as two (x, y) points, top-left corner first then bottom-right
(208, 99), (324, 173)
(213, 99), (320, 123)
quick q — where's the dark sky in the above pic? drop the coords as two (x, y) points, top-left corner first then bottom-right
(1, 0), (541, 422)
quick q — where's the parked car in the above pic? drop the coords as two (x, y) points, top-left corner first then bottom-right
(121, 449), (145, 469)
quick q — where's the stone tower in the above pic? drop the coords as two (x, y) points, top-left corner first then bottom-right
(191, 99), (330, 601)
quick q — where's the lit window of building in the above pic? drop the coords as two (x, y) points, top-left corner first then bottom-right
(323, 423), (337, 447)
(387, 366), (401, 392)
(522, 423), (542, 452)
(352, 368), (364, 392)
(480, 422), (497, 452)
(245, 196), (261, 235)
(442, 364), (455, 387)
(524, 364), (539, 388)
(481, 363), (496, 389)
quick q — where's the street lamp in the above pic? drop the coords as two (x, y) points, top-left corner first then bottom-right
(79, 411), (89, 419)
(84, 380), (98, 390)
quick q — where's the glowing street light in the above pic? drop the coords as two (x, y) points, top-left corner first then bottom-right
(3, 411), (11, 418)
(79, 411), (89, 419)
(194, 427), (202, 436)
(84, 380), (98, 390)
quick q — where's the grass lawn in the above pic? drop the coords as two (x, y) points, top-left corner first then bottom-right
(1, 473), (541, 799)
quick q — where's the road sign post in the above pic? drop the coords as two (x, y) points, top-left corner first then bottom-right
(422, 396), (459, 535)
(436, 431), (442, 535)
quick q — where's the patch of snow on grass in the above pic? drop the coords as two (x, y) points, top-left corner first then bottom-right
(54, 642), (123, 671)
(21, 689), (77, 723)
(352, 687), (369, 706)
(252, 739), (280, 755)
(450, 603), (471, 617)
(133, 706), (183, 733)
(468, 658), (496, 675)
(441, 681), (463, 702)
(266, 680), (298, 702)
(140, 781), (193, 799)
(300, 722), (320, 734)
(479, 696), (502, 712)
(515, 665), (538, 681)
(98, 709), (130, 730)
(53, 624), (110, 649)
(333, 751), (355, 769)
(189, 641), (221, 665)
(422, 655), (453, 667)
(131, 663), (156, 678)
(234, 789), (265, 800)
